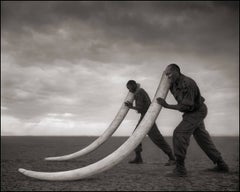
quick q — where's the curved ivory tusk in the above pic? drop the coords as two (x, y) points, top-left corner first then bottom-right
(18, 71), (170, 181)
(45, 91), (134, 161)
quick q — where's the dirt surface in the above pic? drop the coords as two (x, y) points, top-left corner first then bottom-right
(1, 136), (239, 191)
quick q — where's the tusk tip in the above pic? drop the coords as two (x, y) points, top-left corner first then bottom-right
(18, 168), (26, 174)
(45, 157), (57, 161)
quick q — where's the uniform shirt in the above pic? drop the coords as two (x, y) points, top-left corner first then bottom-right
(170, 74), (205, 113)
(134, 88), (151, 115)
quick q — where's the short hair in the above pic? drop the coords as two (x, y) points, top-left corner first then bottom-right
(168, 63), (180, 73)
(126, 80), (137, 86)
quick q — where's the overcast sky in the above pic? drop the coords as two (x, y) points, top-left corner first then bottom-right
(1, 1), (239, 136)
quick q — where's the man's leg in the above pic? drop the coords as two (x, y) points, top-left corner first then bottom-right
(129, 116), (144, 164)
(169, 120), (195, 177)
(148, 124), (175, 166)
(169, 104), (208, 177)
(193, 122), (229, 172)
(129, 143), (143, 164)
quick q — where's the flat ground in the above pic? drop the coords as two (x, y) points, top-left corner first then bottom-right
(1, 136), (239, 191)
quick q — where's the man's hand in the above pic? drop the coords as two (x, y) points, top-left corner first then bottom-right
(125, 101), (133, 108)
(156, 97), (168, 108)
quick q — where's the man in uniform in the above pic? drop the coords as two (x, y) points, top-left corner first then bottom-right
(157, 63), (229, 177)
(125, 80), (175, 165)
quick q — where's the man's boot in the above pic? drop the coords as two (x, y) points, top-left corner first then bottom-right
(166, 159), (187, 177)
(165, 154), (176, 166)
(208, 159), (229, 172)
(129, 152), (143, 164)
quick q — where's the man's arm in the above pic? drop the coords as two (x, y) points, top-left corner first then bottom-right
(156, 98), (192, 112)
(124, 101), (142, 111)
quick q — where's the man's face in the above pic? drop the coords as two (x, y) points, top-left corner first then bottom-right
(127, 83), (137, 93)
(165, 66), (180, 83)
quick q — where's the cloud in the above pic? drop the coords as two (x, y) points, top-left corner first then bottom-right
(1, 1), (238, 136)
(2, 1), (238, 66)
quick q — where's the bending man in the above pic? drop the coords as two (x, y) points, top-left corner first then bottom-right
(125, 80), (175, 165)
(157, 63), (229, 177)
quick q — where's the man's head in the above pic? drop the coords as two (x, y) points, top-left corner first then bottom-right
(165, 63), (181, 83)
(126, 80), (138, 93)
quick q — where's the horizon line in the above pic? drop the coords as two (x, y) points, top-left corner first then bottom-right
(1, 135), (239, 137)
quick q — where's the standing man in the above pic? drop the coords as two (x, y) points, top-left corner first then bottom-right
(125, 80), (175, 165)
(157, 63), (229, 177)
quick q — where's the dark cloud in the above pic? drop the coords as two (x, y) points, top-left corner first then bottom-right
(2, 1), (238, 67)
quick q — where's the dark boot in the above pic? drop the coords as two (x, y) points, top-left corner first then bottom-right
(129, 152), (143, 164)
(164, 159), (176, 166)
(165, 159), (187, 177)
(208, 159), (229, 172)
(165, 154), (176, 166)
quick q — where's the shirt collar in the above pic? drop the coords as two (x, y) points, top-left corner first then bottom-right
(134, 83), (141, 95)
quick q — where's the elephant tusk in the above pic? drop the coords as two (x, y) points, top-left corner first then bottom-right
(45, 91), (134, 161)
(18, 71), (170, 181)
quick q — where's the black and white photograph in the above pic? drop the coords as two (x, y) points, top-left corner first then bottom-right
(1, 1), (239, 191)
